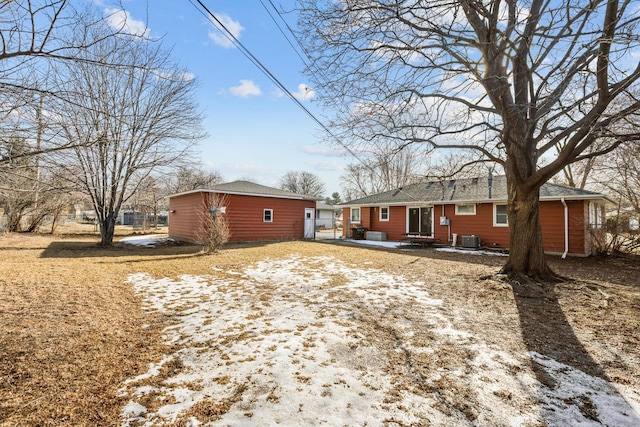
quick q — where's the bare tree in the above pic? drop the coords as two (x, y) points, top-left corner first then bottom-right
(196, 192), (231, 254)
(54, 29), (204, 246)
(280, 171), (326, 197)
(552, 140), (612, 190)
(0, 143), (77, 233)
(606, 143), (640, 216)
(0, 0), (134, 165)
(341, 146), (427, 199)
(298, 0), (640, 282)
(123, 167), (224, 229)
(583, 141), (640, 255)
(597, 142), (640, 247)
(167, 166), (224, 194)
(340, 163), (389, 201)
(126, 175), (166, 229)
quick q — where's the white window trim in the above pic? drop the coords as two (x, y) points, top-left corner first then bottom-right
(455, 203), (476, 215)
(379, 206), (390, 222)
(405, 206), (435, 236)
(589, 202), (603, 229)
(493, 203), (508, 227)
(263, 208), (273, 223)
(350, 207), (361, 223)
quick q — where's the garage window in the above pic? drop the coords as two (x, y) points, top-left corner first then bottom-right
(263, 209), (273, 223)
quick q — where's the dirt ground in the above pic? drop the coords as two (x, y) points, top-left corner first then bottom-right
(0, 231), (638, 426)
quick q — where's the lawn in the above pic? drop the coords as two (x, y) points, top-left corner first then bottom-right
(1, 231), (639, 426)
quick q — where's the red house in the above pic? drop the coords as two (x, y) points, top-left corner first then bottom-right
(168, 180), (319, 243)
(340, 175), (611, 256)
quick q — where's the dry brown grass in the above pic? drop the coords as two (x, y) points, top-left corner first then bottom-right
(0, 231), (197, 426)
(1, 231), (638, 426)
(0, 232), (376, 426)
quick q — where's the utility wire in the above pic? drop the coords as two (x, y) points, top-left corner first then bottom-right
(186, 0), (369, 167)
(259, 0), (310, 69)
(258, 2), (417, 192)
(261, 0), (334, 99)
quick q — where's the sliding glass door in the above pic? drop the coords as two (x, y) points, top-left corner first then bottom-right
(408, 207), (433, 235)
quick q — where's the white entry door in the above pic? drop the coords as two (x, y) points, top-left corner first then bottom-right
(304, 208), (315, 238)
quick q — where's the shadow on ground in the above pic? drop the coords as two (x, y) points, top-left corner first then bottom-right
(39, 240), (203, 258)
(511, 281), (607, 378)
(326, 239), (639, 288)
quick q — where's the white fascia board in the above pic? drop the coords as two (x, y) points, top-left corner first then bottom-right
(168, 189), (313, 201)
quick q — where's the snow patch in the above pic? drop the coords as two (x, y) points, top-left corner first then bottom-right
(120, 255), (640, 426)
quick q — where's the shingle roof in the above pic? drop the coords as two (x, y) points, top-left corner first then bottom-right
(316, 201), (338, 210)
(340, 175), (609, 206)
(170, 180), (321, 201)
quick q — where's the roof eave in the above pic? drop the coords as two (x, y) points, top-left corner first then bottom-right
(168, 188), (318, 201)
(339, 194), (612, 207)
(166, 188), (215, 198)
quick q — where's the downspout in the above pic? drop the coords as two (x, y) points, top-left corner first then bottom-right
(561, 198), (569, 259)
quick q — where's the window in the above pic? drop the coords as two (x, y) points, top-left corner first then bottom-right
(455, 204), (476, 215)
(380, 206), (389, 221)
(589, 202), (603, 229)
(494, 204), (508, 227)
(350, 207), (361, 223)
(263, 209), (273, 223)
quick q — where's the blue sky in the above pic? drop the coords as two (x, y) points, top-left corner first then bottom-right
(96, 0), (349, 196)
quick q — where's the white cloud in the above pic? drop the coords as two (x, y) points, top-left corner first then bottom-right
(208, 13), (243, 48)
(104, 8), (150, 38)
(229, 80), (262, 97)
(292, 83), (315, 100)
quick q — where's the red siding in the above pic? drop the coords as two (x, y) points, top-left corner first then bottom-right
(223, 194), (314, 241)
(539, 200), (586, 255)
(168, 192), (207, 242)
(169, 191), (315, 243)
(368, 206), (407, 241)
(361, 207), (373, 229)
(434, 203), (510, 247)
(438, 201), (588, 255)
(342, 199), (593, 256)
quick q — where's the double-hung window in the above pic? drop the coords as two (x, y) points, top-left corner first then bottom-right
(379, 206), (389, 221)
(350, 207), (361, 223)
(494, 204), (508, 227)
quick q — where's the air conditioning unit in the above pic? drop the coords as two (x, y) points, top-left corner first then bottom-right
(461, 235), (480, 249)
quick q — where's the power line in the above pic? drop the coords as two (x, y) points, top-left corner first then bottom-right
(259, 0), (310, 69)
(261, 0), (334, 98)
(188, 1), (318, 128)
(186, 0), (370, 167)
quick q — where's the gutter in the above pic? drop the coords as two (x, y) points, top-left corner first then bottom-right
(561, 198), (569, 259)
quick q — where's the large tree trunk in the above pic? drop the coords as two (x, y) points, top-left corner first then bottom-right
(500, 172), (560, 283)
(98, 215), (116, 246)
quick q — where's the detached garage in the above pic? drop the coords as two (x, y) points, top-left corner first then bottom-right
(168, 180), (319, 243)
